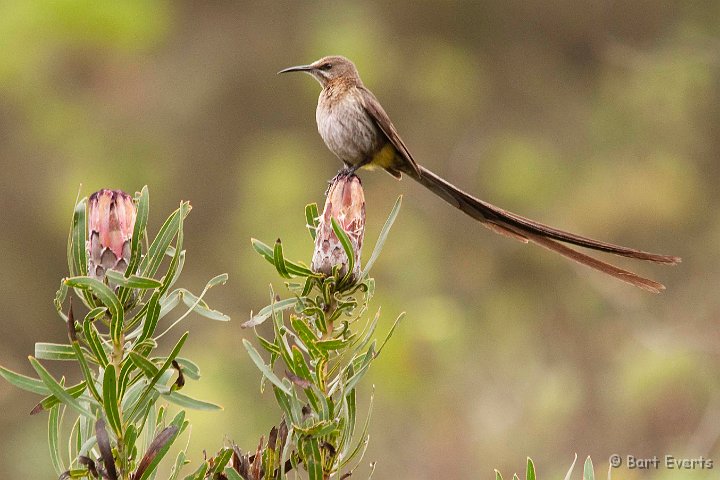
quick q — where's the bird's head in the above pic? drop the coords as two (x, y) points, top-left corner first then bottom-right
(278, 55), (361, 88)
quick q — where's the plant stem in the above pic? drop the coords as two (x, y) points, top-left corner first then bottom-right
(111, 333), (127, 478)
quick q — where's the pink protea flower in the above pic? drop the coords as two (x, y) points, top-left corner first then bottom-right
(311, 174), (365, 280)
(87, 189), (136, 280)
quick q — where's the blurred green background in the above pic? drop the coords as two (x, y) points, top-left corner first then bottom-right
(0, 1), (718, 478)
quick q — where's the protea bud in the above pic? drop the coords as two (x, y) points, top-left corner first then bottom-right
(87, 189), (136, 280)
(311, 174), (365, 281)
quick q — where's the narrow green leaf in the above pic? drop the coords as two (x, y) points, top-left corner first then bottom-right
(48, 404), (64, 475)
(168, 450), (188, 480)
(55, 281), (69, 317)
(305, 203), (320, 240)
(160, 391), (222, 411)
(31, 382), (87, 415)
(134, 424), (181, 480)
(206, 273), (229, 288)
(139, 291), (162, 343)
(127, 186), (149, 276)
(128, 332), (188, 421)
(584, 456), (594, 480)
(243, 297), (298, 328)
(563, 454), (578, 480)
(251, 238), (274, 264)
(361, 195), (402, 278)
(65, 277), (123, 345)
(273, 240), (292, 279)
(157, 357), (200, 381)
(106, 270), (163, 289)
(223, 467), (244, 480)
(70, 197), (88, 277)
(331, 217), (355, 283)
(252, 238), (313, 277)
(495, 470), (504, 480)
(83, 319), (109, 367)
(35, 343), (76, 361)
(140, 202), (190, 279)
(290, 316), (322, 358)
(180, 290), (230, 321)
(257, 335), (281, 356)
(183, 462), (208, 480)
(209, 448), (234, 474)
(130, 352), (159, 378)
(243, 339), (291, 396)
(29, 357), (93, 419)
(102, 367), (122, 437)
(527, 458), (536, 480)
(303, 437), (323, 480)
(84, 307), (107, 322)
(71, 342), (101, 402)
(0, 365), (50, 395)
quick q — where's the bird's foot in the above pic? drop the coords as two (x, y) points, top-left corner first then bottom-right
(325, 166), (359, 195)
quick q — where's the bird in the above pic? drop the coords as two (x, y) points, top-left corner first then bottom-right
(278, 55), (680, 292)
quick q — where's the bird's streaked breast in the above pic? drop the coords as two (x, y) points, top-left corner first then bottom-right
(316, 88), (382, 167)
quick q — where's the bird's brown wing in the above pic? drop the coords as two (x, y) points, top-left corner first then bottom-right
(358, 86), (421, 178)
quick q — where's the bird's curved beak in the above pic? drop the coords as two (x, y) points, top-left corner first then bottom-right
(277, 64), (314, 75)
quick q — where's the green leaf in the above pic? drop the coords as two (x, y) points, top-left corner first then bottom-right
(29, 357), (93, 419)
(223, 467), (244, 480)
(160, 391), (222, 411)
(344, 345), (375, 393)
(495, 470), (504, 480)
(139, 291), (162, 343)
(140, 201), (190, 279)
(134, 424), (181, 480)
(48, 404), (64, 475)
(55, 281), (69, 318)
(183, 462), (208, 480)
(35, 343), (76, 361)
(209, 448), (234, 474)
(65, 277), (123, 345)
(181, 289), (230, 321)
(168, 450), (188, 480)
(30, 381), (86, 415)
(0, 365), (50, 395)
(159, 356), (200, 381)
(83, 319), (109, 367)
(130, 352), (159, 378)
(331, 216), (355, 283)
(102, 367), (122, 437)
(361, 195), (402, 278)
(290, 316), (322, 358)
(273, 240), (292, 279)
(106, 270), (163, 289)
(127, 186), (149, 276)
(563, 454), (578, 480)
(84, 306), (108, 322)
(527, 458), (536, 480)
(243, 297), (298, 328)
(303, 437), (323, 480)
(69, 197), (88, 277)
(128, 332), (188, 421)
(243, 339), (292, 396)
(305, 203), (320, 240)
(71, 342), (101, 402)
(251, 238), (313, 277)
(584, 456), (594, 480)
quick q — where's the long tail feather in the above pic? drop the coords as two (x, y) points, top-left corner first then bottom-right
(400, 164), (680, 291)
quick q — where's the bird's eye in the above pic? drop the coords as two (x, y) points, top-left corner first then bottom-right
(320, 63), (332, 70)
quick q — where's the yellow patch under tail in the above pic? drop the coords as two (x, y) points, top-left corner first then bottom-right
(370, 143), (397, 169)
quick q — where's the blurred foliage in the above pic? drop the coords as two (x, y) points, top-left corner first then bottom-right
(0, 1), (718, 479)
